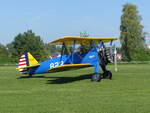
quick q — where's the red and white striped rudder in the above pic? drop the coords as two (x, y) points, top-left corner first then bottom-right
(18, 54), (28, 74)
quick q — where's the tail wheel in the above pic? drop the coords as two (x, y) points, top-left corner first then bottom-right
(28, 74), (32, 78)
(28, 69), (33, 78)
(91, 73), (101, 82)
(102, 71), (112, 80)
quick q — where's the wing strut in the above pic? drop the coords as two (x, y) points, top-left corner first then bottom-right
(71, 40), (76, 63)
(114, 44), (118, 72)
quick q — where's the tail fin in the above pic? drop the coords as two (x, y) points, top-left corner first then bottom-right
(18, 52), (38, 74)
(27, 52), (38, 66)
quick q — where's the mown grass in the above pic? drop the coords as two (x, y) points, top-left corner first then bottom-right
(0, 64), (150, 113)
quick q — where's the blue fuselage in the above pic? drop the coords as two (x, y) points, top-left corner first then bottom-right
(31, 48), (101, 75)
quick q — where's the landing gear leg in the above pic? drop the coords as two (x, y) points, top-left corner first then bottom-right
(101, 63), (112, 80)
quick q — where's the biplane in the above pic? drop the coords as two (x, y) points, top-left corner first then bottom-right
(17, 36), (117, 82)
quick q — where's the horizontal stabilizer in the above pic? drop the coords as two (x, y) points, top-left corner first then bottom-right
(17, 64), (40, 70)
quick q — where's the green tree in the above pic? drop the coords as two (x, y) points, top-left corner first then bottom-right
(0, 44), (13, 64)
(7, 30), (48, 62)
(45, 44), (61, 54)
(0, 44), (9, 57)
(120, 3), (146, 61)
(80, 31), (90, 51)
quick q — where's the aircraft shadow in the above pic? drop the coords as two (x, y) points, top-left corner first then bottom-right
(46, 73), (92, 84)
(17, 75), (50, 79)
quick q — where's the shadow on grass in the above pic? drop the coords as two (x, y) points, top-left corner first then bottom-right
(17, 73), (93, 84)
(46, 73), (92, 84)
(17, 75), (50, 79)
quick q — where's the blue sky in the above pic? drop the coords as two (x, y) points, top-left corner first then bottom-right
(0, 0), (150, 45)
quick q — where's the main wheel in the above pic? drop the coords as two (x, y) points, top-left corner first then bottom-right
(103, 71), (112, 79)
(91, 73), (101, 82)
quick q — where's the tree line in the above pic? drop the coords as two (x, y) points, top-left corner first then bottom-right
(0, 3), (150, 63)
(0, 30), (61, 63)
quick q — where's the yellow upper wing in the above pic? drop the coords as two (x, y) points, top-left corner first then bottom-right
(47, 63), (92, 72)
(50, 36), (118, 45)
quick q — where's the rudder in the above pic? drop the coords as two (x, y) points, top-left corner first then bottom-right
(18, 52), (38, 74)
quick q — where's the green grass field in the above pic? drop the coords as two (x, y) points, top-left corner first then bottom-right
(0, 64), (150, 113)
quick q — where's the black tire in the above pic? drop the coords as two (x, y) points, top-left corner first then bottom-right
(103, 71), (112, 79)
(91, 73), (101, 82)
(28, 74), (32, 78)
